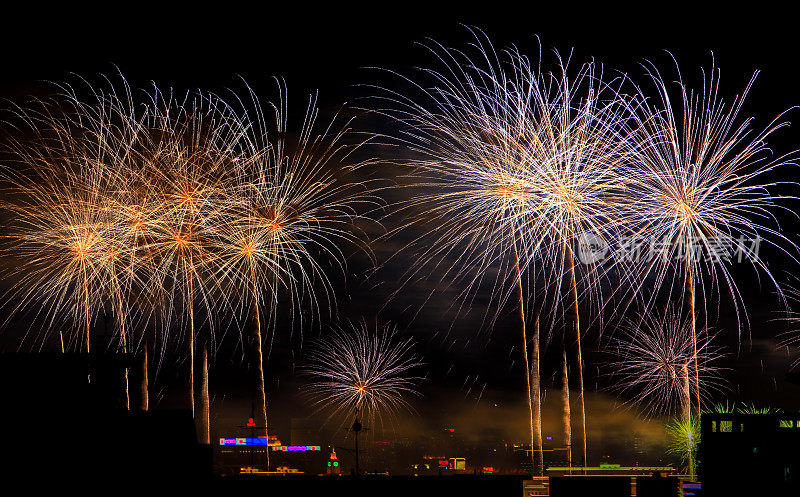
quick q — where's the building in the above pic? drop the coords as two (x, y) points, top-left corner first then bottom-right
(524, 467), (681, 497)
(327, 447), (341, 475)
(215, 435), (280, 475)
(700, 412), (800, 495)
(0, 353), (209, 484)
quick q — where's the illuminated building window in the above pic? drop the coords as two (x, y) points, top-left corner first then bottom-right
(712, 421), (717, 432)
(720, 420), (733, 433)
(780, 419), (793, 429)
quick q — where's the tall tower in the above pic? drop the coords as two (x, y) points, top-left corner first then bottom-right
(327, 447), (341, 475)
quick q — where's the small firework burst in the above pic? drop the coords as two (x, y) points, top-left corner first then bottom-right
(607, 307), (727, 416)
(665, 415), (700, 477)
(300, 319), (424, 431)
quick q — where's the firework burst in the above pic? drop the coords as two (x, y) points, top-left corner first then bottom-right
(1, 75), (380, 442)
(371, 29), (630, 468)
(0, 78), (251, 420)
(0, 85), (144, 355)
(301, 319), (424, 432)
(135, 90), (245, 415)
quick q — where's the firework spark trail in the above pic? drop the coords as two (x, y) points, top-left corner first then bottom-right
(530, 314), (543, 476)
(606, 306), (726, 417)
(620, 59), (799, 418)
(301, 319), (424, 432)
(513, 239), (536, 473)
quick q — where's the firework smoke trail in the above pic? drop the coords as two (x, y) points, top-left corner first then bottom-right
(513, 239), (536, 472)
(607, 306), (726, 417)
(567, 251), (587, 467)
(141, 343), (149, 410)
(530, 314), (543, 475)
(198, 346), (210, 444)
(681, 362), (691, 423)
(371, 30), (629, 468)
(561, 347), (572, 469)
(301, 320), (424, 432)
(621, 59), (799, 419)
(210, 81), (379, 465)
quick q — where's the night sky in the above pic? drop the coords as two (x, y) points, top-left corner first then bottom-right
(2, 4), (800, 466)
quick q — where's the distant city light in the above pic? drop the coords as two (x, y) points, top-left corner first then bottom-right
(218, 439), (322, 451)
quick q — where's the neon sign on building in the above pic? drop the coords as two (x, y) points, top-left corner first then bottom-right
(271, 445), (321, 452)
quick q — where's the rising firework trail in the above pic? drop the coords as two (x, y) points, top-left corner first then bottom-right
(561, 347), (572, 469)
(141, 343), (149, 411)
(531, 315), (543, 475)
(198, 346), (210, 444)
